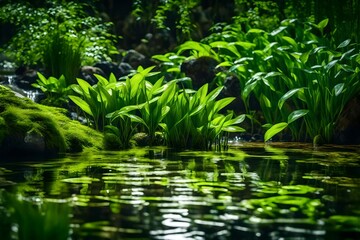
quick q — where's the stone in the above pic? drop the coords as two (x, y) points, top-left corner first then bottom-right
(334, 94), (360, 144)
(180, 56), (219, 90)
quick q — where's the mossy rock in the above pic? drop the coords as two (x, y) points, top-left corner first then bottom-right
(0, 85), (103, 156)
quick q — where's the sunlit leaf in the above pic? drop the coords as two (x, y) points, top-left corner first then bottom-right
(278, 88), (303, 109)
(334, 83), (344, 96)
(316, 18), (329, 30)
(69, 95), (93, 116)
(264, 122), (288, 142)
(287, 109), (308, 124)
(337, 39), (351, 49)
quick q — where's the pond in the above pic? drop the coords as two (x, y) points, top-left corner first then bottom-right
(0, 143), (359, 240)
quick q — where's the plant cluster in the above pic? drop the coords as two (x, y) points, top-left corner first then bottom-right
(153, 18), (360, 144)
(68, 67), (245, 150)
(0, 1), (118, 70)
(132, 0), (201, 43)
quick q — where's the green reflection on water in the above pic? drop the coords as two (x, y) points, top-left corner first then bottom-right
(0, 144), (359, 239)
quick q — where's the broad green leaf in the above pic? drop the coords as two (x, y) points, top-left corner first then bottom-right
(278, 88), (303, 109)
(247, 28), (265, 34)
(217, 61), (232, 67)
(213, 97), (235, 113)
(260, 94), (271, 108)
(233, 41), (256, 50)
(205, 86), (223, 102)
(337, 39), (351, 49)
(109, 73), (117, 83)
(152, 54), (170, 62)
(282, 36), (297, 47)
(229, 64), (245, 72)
(106, 104), (144, 120)
(94, 74), (109, 85)
(69, 95), (93, 116)
(287, 109), (308, 124)
(167, 67), (181, 72)
(160, 106), (170, 120)
(223, 126), (246, 133)
(210, 41), (240, 58)
(36, 72), (48, 85)
(126, 114), (147, 126)
(300, 51), (311, 64)
(270, 26), (287, 36)
(325, 60), (338, 71)
(317, 18), (329, 30)
(177, 41), (212, 55)
(340, 48), (355, 61)
(71, 84), (83, 95)
(242, 81), (258, 100)
(58, 75), (66, 87)
(77, 78), (92, 94)
(265, 72), (282, 78)
(139, 66), (155, 76)
(129, 73), (144, 98)
(234, 57), (253, 64)
(264, 122), (288, 142)
(159, 81), (176, 106)
(224, 114), (246, 126)
(334, 83), (344, 96)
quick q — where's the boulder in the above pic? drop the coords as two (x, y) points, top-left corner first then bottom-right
(0, 85), (104, 157)
(334, 94), (360, 144)
(181, 56), (219, 90)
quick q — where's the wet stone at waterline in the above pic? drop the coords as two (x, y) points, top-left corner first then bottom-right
(0, 144), (359, 239)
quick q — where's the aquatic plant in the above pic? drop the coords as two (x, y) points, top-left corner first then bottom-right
(160, 83), (245, 150)
(0, 191), (70, 240)
(43, 29), (83, 86)
(69, 66), (245, 150)
(32, 73), (72, 107)
(188, 18), (360, 143)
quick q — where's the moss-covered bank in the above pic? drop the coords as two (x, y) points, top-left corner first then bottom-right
(0, 85), (103, 156)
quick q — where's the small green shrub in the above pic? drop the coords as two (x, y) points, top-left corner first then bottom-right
(43, 30), (82, 86)
(32, 73), (72, 107)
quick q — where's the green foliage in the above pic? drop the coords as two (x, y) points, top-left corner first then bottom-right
(43, 30), (82, 85)
(0, 85), (103, 154)
(234, 0), (281, 31)
(0, 191), (70, 240)
(0, 1), (118, 67)
(1, 106), (67, 154)
(70, 67), (245, 150)
(32, 72), (72, 107)
(132, 0), (201, 43)
(160, 84), (245, 150)
(153, 17), (360, 143)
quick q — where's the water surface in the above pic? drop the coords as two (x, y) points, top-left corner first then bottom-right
(0, 143), (359, 239)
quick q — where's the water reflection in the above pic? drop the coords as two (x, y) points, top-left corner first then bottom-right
(0, 144), (359, 239)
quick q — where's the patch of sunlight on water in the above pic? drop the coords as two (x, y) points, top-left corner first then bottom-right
(0, 143), (360, 239)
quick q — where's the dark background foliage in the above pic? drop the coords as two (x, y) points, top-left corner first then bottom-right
(1, 0), (359, 52)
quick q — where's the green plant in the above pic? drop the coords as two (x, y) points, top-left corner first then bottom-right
(70, 67), (156, 148)
(200, 17), (360, 143)
(132, 0), (201, 43)
(161, 83), (245, 150)
(0, 1), (118, 67)
(0, 191), (70, 240)
(43, 30), (83, 86)
(32, 72), (72, 107)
